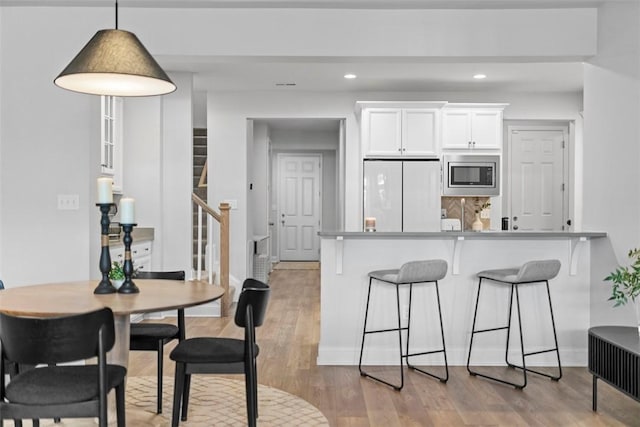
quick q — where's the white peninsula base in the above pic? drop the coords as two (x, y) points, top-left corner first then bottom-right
(318, 231), (606, 368)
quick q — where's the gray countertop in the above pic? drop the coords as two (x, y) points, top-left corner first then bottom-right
(319, 230), (607, 239)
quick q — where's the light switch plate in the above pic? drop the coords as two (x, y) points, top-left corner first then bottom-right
(58, 194), (79, 210)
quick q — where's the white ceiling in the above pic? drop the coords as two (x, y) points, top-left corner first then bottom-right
(4, 0), (596, 95)
(5, 0), (599, 94)
(178, 60), (585, 93)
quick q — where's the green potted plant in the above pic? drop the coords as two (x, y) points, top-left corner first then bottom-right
(605, 248), (640, 334)
(109, 261), (125, 289)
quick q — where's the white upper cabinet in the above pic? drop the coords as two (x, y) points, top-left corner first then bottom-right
(359, 102), (446, 157)
(362, 108), (402, 156)
(442, 104), (507, 150)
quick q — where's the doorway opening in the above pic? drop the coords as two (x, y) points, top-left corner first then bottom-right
(248, 118), (343, 272)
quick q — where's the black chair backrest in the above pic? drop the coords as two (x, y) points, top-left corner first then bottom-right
(136, 271), (185, 280)
(0, 280), (4, 290)
(0, 308), (115, 366)
(234, 279), (270, 328)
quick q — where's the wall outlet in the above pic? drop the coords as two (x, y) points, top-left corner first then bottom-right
(57, 194), (79, 210)
(480, 209), (491, 219)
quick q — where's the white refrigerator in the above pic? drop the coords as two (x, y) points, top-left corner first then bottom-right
(363, 159), (441, 232)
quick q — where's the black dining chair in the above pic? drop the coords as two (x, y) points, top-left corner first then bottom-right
(169, 278), (270, 427)
(130, 270), (186, 414)
(0, 307), (126, 427)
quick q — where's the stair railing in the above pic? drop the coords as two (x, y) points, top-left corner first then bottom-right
(192, 193), (230, 316)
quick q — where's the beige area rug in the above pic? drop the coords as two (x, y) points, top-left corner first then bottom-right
(273, 262), (320, 270)
(13, 376), (329, 427)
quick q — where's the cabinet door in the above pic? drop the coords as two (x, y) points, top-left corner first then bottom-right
(362, 108), (402, 156)
(442, 109), (472, 149)
(471, 110), (502, 149)
(110, 245), (125, 266)
(134, 255), (152, 273)
(363, 161), (402, 231)
(403, 161), (441, 231)
(402, 109), (439, 156)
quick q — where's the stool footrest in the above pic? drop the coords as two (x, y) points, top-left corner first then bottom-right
(473, 326), (509, 334)
(522, 348), (558, 357)
(364, 327), (408, 335)
(405, 349), (446, 358)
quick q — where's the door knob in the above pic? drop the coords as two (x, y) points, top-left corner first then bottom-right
(513, 216), (518, 221)
(513, 225), (519, 230)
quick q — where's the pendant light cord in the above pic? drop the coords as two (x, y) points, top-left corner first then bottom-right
(115, 0), (119, 29)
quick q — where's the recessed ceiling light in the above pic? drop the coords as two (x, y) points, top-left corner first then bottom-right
(344, 74), (357, 79)
(473, 74), (487, 80)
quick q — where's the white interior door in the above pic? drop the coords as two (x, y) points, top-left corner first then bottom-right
(510, 129), (566, 231)
(278, 154), (321, 261)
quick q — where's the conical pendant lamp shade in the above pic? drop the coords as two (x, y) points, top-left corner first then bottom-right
(54, 29), (176, 97)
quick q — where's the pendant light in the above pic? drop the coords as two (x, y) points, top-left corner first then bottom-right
(54, 1), (176, 97)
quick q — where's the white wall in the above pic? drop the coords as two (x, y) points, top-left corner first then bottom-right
(159, 73), (194, 272)
(123, 97), (163, 267)
(584, 2), (640, 327)
(251, 122), (270, 238)
(0, 6), (4, 278)
(208, 90), (582, 280)
(127, 8), (596, 61)
(0, 7), (108, 285)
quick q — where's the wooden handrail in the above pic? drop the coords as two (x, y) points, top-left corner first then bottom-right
(192, 193), (220, 222)
(192, 194), (231, 317)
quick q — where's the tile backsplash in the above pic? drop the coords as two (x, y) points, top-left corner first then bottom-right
(441, 196), (491, 230)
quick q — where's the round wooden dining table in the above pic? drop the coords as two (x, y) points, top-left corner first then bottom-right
(0, 279), (225, 368)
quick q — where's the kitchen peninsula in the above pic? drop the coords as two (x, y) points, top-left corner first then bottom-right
(317, 230), (606, 368)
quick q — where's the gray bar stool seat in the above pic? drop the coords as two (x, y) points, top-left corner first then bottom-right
(466, 259), (562, 389)
(359, 259), (449, 390)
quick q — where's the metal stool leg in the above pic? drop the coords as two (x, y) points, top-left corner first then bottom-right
(359, 278), (405, 390)
(467, 277), (484, 374)
(358, 278), (374, 375)
(468, 279), (526, 388)
(406, 281), (448, 382)
(546, 280), (563, 381)
(508, 280), (563, 381)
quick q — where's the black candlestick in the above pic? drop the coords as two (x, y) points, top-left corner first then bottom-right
(95, 203), (117, 294)
(118, 223), (139, 294)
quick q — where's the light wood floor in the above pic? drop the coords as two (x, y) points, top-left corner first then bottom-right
(128, 269), (640, 426)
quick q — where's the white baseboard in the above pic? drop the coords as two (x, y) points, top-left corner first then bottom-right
(317, 345), (587, 367)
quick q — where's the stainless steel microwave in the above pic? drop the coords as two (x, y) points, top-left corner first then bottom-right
(443, 154), (500, 196)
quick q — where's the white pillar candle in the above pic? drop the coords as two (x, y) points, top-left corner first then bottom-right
(97, 177), (113, 204)
(119, 198), (136, 224)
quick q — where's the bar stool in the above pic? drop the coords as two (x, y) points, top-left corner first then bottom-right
(466, 259), (562, 389)
(358, 259), (449, 390)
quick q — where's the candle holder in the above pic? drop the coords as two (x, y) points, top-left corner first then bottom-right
(95, 203), (117, 294)
(118, 223), (139, 294)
